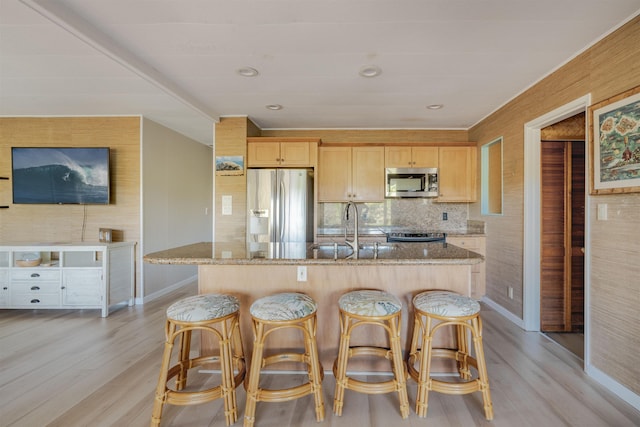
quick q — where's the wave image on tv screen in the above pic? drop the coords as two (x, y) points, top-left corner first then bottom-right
(12, 147), (110, 204)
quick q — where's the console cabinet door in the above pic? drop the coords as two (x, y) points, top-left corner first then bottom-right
(62, 270), (103, 306)
(0, 269), (9, 307)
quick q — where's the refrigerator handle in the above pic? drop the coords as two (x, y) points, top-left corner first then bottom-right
(279, 179), (286, 241)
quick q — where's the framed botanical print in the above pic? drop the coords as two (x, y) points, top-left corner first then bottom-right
(589, 84), (640, 194)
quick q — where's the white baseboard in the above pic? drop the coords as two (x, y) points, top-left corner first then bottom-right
(481, 296), (525, 329)
(136, 275), (197, 305)
(586, 364), (640, 411)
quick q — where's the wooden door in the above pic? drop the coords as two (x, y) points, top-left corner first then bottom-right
(247, 142), (281, 167)
(351, 146), (385, 202)
(318, 146), (351, 201)
(279, 142), (310, 166)
(540, 141), (584, 332)
(411, 147), (439, 167)
(385, 146), (412, 167)
(438, 146), (477, 202)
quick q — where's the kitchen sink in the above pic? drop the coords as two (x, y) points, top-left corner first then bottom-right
(309, 242), (397, 259)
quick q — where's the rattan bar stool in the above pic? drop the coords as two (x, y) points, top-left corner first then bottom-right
(243, 292), (325, 427)
(151, 293), (246, 427)
(332, 289), (410, 419)
(407, 290), (493, 420)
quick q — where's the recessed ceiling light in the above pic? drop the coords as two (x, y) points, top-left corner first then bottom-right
(265, 104), (283, 110)
(237, 67), (259, 77)
(426, 104), (444, 110)
(359, 65), (382, 78)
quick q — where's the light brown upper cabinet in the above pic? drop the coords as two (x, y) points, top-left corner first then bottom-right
(247, 138), (318, 167)
(318, 146), (385, 202)
(385, 146), (439, 168)
(438, 146), (477, 202)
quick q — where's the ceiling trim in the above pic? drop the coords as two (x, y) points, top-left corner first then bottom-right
(19, 0), (219, 124)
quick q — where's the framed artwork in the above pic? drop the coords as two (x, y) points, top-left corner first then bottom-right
(589, 84), (640, 194)
(215, 155), (244, 176)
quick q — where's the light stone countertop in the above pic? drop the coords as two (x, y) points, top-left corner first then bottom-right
(143, 241), (483, 266)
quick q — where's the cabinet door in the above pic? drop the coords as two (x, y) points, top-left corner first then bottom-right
(447, 236), (485, 299)
(62, 270), (102, 306)
(0, 269), (8, 307)
(279, 142), (310, 166)
(385, 146), (412, 167)
(412, 147), (439, 167)
(438, 147), (477, 202)
(352, 147), (385, 202)
(318, 147), (352, 201)
(247, 142), (281, 167)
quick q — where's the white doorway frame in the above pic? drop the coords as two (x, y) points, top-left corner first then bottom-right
(522, 95), (591, 348)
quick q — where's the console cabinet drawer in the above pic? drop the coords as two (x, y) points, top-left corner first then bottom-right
(11, 292), (60, 307)
(11, 282), (60, 293)
(11, 269), (60, 282)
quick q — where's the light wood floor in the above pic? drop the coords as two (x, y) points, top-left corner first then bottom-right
(1, 282), (639, 427)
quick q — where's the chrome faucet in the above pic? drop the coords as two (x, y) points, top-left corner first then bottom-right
(344, 201), (359, 258)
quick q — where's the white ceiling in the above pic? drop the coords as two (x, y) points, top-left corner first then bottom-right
(1, 0), (639, 145)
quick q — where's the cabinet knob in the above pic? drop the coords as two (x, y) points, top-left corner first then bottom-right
(2, 287), (7, 290)
(30, 299), (40, 304)
(30, 273), (40, 278)
(30, 286), (40, 291)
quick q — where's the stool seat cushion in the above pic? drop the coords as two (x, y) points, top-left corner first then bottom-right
(339, 290), (402, 317)
(413, 291), (480, 317)
(167, 294), (240, 322)
(250, 292), (317, 321)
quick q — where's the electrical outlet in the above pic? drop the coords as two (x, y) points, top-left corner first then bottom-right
(508, 286), (514, 299)
(443, 212), (448, 220)
(297, 266), (307, 282)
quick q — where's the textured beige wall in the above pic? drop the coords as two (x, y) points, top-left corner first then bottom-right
(469, 15), (640, 394)
(0, 116), (142, 293)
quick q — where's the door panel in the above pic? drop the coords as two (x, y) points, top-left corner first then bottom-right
(541, 141), (568, 332)
(540, 141), (585, 332)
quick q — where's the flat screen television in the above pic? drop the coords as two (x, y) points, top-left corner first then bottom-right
(12, 147), (111, 204)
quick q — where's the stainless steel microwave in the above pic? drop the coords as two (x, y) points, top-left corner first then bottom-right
(385, 167), (438, 198)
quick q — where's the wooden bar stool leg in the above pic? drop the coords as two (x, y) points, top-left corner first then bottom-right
(219, 316), (237, 425)
(230, 316), (244, 424)
(415, 314), (433, 418)
(472, 316), (494, 420)
(388, 314), (410, 419)
(243, 320), (265, 427)
(304, 316), (325, 422)
(176, 328), (191, 391)
(456, 324), (471, 380)
(332, 312), (351, 416)
(151, 321), (176, 427)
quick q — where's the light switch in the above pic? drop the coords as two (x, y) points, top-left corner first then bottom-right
(222, 195), (232, 215)
(597, 203), (607, 220)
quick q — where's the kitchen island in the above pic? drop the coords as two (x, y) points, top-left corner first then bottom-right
(144, 241), (483, 372)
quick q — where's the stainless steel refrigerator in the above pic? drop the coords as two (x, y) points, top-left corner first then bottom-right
(246, 168), (314, 243)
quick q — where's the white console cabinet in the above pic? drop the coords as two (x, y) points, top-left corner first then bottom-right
(0, 242), (135, 317)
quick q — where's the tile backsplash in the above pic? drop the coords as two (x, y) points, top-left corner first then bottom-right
(318, 199), (469, 233)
